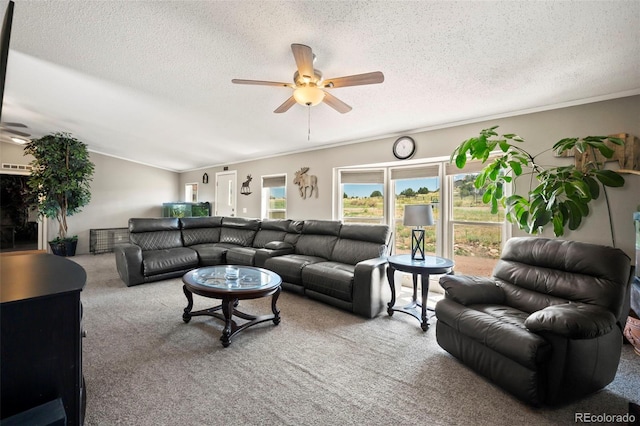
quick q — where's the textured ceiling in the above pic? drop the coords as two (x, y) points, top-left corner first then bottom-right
(1, 0), (639, 172)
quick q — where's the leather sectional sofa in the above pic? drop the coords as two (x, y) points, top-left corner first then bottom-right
(114, 216), (392, 318)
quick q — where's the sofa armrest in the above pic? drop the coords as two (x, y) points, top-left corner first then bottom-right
(264, 241), (293, 250)
(114, 243), (145, 287)
(439, 275), (504, 306)
(525, 303), (617, 339)
(254, 244), (295, 268)
(353, 257), (390, 318)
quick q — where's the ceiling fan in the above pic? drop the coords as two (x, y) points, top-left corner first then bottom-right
(0, 121), (30, 143)
(232, 43), (384, 114)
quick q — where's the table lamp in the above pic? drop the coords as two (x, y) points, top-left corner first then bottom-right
(403, 204), (434, 261)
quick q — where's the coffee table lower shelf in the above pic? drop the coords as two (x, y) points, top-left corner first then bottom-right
(182, 286), (281, 347)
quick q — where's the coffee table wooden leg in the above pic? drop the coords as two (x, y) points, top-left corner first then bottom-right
(272, 286), (281, 325)
(182, 285), (193, 323)
(220, 298), (236, 347)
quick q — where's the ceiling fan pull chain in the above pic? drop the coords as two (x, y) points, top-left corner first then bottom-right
(307, 106), (311, 142)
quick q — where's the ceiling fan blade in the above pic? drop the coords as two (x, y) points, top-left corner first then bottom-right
(291, 43), (314, 81)
(1, 127), (30, 137)
(322, 71), (384, 88)
(232, 79), (292, 87)
(323, 92), (352, 114)
(274, 96), (297, 113)
(1, 122), (28, 128)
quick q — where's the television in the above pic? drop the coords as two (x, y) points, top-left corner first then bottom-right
(0, 0), (15, 121)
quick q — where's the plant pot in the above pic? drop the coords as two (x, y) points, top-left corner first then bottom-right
(49, 239), (78, 257)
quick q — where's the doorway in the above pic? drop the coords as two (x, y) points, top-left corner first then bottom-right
(0, 173), (40, 252)
(215, 171), (237, 217)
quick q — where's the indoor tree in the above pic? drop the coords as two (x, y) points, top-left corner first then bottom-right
(450, 126), (625, 245)
(24, 132), (95, 255)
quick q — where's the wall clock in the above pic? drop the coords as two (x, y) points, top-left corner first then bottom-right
(393, 136), (416, 160)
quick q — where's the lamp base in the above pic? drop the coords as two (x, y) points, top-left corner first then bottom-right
(411, 228), (425, 261)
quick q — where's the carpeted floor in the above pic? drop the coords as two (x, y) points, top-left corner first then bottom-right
(72, 254), (639, 425)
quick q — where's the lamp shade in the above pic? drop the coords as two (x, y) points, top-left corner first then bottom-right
(403, 204), (434, 227)
(293, 86), (325, 106)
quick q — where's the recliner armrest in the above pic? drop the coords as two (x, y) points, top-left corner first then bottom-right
(524, 303), (617, 339)
(439, 275), (504, 305)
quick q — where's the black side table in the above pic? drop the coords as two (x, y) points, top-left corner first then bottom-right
(386, 254), (454, 331)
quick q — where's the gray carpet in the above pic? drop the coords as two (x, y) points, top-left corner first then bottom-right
(72, 254), (639, 425)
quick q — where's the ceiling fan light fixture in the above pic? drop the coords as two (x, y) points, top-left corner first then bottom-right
(10, 137), (28, 144)
(293, 86), (325, 106)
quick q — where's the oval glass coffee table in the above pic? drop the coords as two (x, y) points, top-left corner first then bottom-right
(182, 266), (282, 347)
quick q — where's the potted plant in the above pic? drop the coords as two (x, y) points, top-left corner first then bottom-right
(24, 132), (95, 256)
(450, 126), (625, 245)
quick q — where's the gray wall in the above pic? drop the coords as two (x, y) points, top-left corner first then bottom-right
(180, 95), (640, 257)
(2, 95), (638, 257)
(1, 144), (180, 254)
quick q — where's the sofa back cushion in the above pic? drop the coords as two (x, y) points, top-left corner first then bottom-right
(331, 224), (390, 265)
(129, 218), (183, 251)
(252, 219), (292, 248)
(219, 217), (260, 247)
(295, 220), (341, 259)
(180, 216), (223, 246)
(284, 220), (304, 245)
(493, 237), (631, 317)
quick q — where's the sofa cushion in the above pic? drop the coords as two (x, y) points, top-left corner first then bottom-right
(129, 218), (183, 251)
(302, 261), (355, 302)
(435, 298), (551, 369)
(264, 254), (326, 285)
(253, 229), (289, 248)
(494, 237), (631, 318)
(189, 243), (229, 266)
(180, 216), (223, 246)
(226, 247), (258, 266)
(330, 238), (383, 266)
(219, 217), (260, 247)
(142, 247), (198, 276)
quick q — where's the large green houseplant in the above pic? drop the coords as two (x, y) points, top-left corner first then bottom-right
(24, 132), (95, 256)
(450, 126), (625, 245)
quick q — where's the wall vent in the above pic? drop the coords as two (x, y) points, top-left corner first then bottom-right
(1, 163), (33, 171)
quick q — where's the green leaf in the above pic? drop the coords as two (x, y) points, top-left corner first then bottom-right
(584, 176), (600, 199)
(552, 213), (564, 237)
(508, 161), (522, 176)
(499, 140), (510, 152)
(455, 153), (467, 169)
(594, 169), (625, 187)
(482, 188), (493, 204)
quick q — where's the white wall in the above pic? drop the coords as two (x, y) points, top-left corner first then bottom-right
(180, 96), (640, 258)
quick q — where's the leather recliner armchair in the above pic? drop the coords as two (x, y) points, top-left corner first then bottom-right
(435, 237), (633, 406)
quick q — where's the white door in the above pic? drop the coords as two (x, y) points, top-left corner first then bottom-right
(215, 171), (237, 217)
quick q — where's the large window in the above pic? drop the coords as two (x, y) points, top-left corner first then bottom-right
(261, 175), (286, 219)
(445, 161), (508, 276)
(338, 169), (386, 224)
(390, 165), (441, 256)
(335, 158), (509, 277)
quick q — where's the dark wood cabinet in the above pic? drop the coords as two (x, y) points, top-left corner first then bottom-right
(1, 253), (87, 425)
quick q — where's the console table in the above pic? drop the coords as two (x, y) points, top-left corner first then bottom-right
(386, 254), (454, 331)
(0, 253), (87, 425)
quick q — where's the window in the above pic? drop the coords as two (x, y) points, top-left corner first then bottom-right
(261, 175), (286, 219)
(185, 183), (198, 202)
(335, 157), (509, 277)
(390, 165), (441, 256)
(338, 169), (385, 224)
(445, 160), (508, 276)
